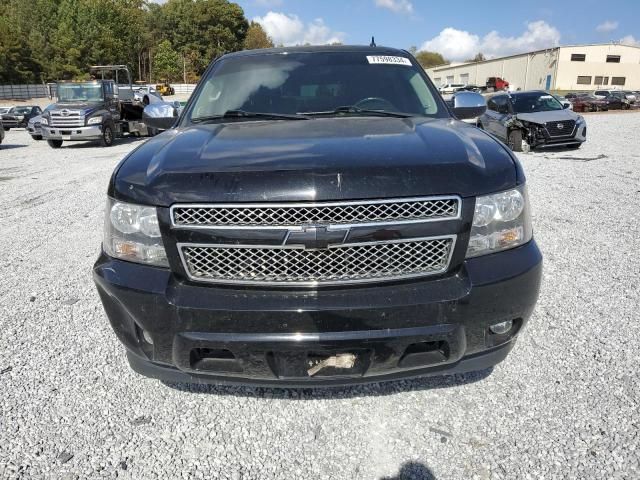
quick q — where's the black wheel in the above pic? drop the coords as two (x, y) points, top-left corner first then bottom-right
(100, 124), (114, 147)
(4, 127), (9, 131)
(47, 139), (63, 148)
(32, 135), (42, 141)
(507, 129), (524, 152)
(566, 144), (581, 150)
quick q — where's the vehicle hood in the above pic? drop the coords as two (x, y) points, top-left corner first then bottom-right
(112, 117), (520, 206)
(515, 109), (577, 124)
(28, 114), (42, 125)
(49, 102), (102, 115)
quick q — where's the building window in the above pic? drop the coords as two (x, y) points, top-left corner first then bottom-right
(611, 77), (626, 86)
(606, 55), (621, 63)
(571, 53), (586, 61)
(434, 77), (441, 85)
(577, 76), (592, 85)
(594, 76), (609, 86)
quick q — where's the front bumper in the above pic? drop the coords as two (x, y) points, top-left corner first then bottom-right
(530, 122), (587, 149)
(1, 118), (21, 128)
(93, 240), (542, 387)
(27, 124), (42, 136)
(42, 125), (102, 141)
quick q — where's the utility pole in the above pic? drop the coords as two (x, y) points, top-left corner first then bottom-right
(183, 53), (187, 84)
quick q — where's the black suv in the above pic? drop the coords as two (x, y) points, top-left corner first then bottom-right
(1, 105), (42, 129)
(93, 46), (542, 386)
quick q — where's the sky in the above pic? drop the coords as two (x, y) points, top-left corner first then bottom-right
(231, 0), (640, 61)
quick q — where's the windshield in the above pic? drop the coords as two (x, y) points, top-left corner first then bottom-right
(12, 107), (31, 114)
(186, 52), (445, 122)
(511, 92), (564, 113)
(57, 83), (103, 103)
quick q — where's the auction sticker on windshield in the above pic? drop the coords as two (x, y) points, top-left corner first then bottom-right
(366, 56), (412, 66)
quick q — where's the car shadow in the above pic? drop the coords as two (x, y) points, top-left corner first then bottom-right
(60, 136), (147, 149)
(0, 144), (28, 151)
(381, 461), (437, 480)
(161, 367), (493, 399)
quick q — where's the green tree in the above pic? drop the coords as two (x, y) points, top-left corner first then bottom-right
(466, 52), (486, 63)
(244, 21), (273, 50)
(156, 0), (248, 78)
(153, 40), (181, 82)
(0, 0), (250, 84)
(414, 50), (448, 68)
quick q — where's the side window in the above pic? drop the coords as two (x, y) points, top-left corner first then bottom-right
(487, 98), (497, 111)
(493, 96), (509, 113)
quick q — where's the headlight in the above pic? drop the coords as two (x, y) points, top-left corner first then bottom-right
(576, 115), (585, 124)
(87, 116), (102, 125)
(466, 186), (532, 258)
(103, 198), (168, 267)
(40, 117), (48, 126)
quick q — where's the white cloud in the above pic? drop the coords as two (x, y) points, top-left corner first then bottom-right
(253, 12), (344, 46)
(596, 20), (619, 33)
(620, 35), (639, 45)
(374, 0), (413, 14)
(420, 21), (561, 61)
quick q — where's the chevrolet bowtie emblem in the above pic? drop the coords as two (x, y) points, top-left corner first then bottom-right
(284, 226), (349, 249)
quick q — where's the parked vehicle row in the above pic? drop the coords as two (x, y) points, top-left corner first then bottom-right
(565, 91), (636, 111)
(1, 105), (42, 130)
(439, 77), (510, 95)
(476, 90), (586, 152)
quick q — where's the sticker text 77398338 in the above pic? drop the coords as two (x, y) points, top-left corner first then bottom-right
(366, 56), (412, 66)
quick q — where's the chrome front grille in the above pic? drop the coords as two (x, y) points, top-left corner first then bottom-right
(545, 120), (576, 137)
(179, 237), (455, 286)
(172, 196), (460, 228)
(50, 110), (84, 128)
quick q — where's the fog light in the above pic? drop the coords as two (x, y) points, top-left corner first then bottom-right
(142, 329), (154, 345)
(489, 320), (513, 335)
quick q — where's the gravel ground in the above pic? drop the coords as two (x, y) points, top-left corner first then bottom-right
(0, 114), (639, 479)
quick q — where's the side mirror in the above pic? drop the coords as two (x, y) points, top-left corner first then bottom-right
(143, 102), (178, 130)
(563, 103), (570, 109)
(451, 91), (487, 119)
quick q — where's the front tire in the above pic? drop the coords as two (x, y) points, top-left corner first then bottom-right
(31, 135), (42, 141)
(508, 129), (524, 152)
(100, 124), (115, 147)
(3, 127), (10, 131)
(47, 139), (63, 149)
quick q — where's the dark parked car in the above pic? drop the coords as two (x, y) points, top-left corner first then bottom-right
(93, 46), (542, 386)
(1, 105), (42, 130)
(569, 94), (608, 112)
(478, 90), (586, 151)
(604, 92), (631, 110)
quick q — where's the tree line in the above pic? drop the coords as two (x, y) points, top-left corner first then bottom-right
(0, 0), (463, 85)
(0, 0), (274, 84)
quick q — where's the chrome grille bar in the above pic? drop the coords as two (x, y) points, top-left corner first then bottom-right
(172, 196), (460, 229)
(50, 111), (84, 128)
(178, 236), (456, 286)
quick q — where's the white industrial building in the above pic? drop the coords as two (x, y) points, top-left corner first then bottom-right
(425, 43), (640, 92)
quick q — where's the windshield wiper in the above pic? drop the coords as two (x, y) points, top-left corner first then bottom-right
(302, 106), (414, 118)
(191, 110), (309, 123)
